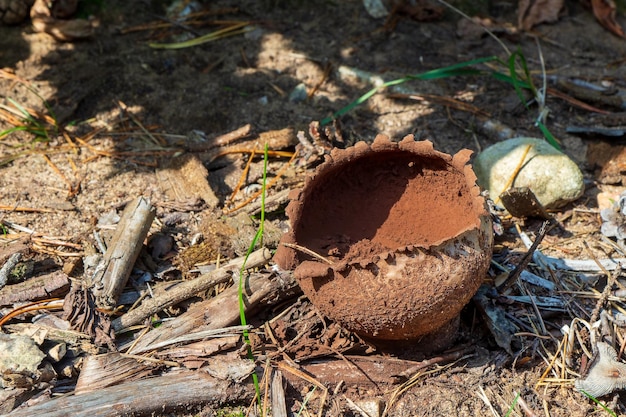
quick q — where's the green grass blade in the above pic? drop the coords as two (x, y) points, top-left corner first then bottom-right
(0, 126), (29, 139)
(581, 390), (618, 417)
(6, 97), (34, 119)
(489, 71), (532, 89)
(295, 386), (317, 417)
(237, 144), (270, 410)
(503, 392), (520, 417)
(320, 56), (499, 126)
(536, 120), (561, 151)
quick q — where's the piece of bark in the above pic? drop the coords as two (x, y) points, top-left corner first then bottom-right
(271, 369), (288, 417)
(128, 325), (248, 354)
(0, 270), (70, 306)
(6, 370), (253, 417)
(157, 335), (240, 361)
(156, 154), (219, 208)
(112, 248), (271, 332)
(129, 270), (300, 353)
(63, 284), (117, 350)
(499, 187), (552, 219)
(90, 196), (155, 310)
(75, 353), (157, 394)
(0, 388), (34, 415)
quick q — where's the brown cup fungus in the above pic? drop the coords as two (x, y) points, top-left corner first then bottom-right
(273, 134), (493, 347)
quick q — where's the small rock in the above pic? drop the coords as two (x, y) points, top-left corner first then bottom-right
(288, 83), (308, 103)
(474, 137), (584, 209)
(363, 0), (388, 18)
(0, 333), (47, 388)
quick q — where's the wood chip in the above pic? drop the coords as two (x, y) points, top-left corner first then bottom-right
(156, 154), (219, 208)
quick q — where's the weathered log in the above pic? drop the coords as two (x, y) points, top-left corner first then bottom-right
(112, 248), (272, 332)
(90, 196), (155, 310)
(6, 370), (253, 417)
(129, 270), (300, 354)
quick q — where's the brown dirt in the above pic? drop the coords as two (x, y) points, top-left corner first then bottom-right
(2, 1), (626, 416)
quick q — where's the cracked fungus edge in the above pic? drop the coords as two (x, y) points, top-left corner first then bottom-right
(575, 341), (626, 398)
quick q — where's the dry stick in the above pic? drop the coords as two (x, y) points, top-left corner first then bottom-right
(587, 244), (620, 326)
(228, 148), (256, 205)
(0, 270), (69, 306)
(117, 100), (163, 146)
(41, 154), (78, 196)
(0, 299), (64, 327)
(245, 188), (291, 215)
(225, 150), (298, 214)
(90, 196), (155, 310)
(129, 270), (300, 354)
(281, 242), (334, 265)
(0, 205), (56, 213)
(307, 62), (332, 99)
(112, 248), (272, 332)
(497, 220), (551, 293)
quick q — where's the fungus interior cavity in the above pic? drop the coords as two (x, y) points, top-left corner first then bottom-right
(294, 150), (480, 262)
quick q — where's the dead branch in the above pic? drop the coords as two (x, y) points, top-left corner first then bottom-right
(6, 370), (253, 417)
(129, 270), (300, 354)
(112, 248), (272, 332)
(90, 196), (155, 310)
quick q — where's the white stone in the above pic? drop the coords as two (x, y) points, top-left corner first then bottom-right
(474, 137), (584, 209)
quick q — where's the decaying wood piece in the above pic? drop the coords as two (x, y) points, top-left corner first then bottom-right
(0, 270), (70, 306)
(74, 352), (157, 394)
(112, 248), (272, 332)
(0, 388), (34, 415)
(6, 370), (253, 417)
(271, 369), (288, 417)
(156, 154), (219, 208)
(90, 196), (155, 310)
(132, 326), (248, 355)
(130, 270), (300, 353)
(199, 127), (297, 163)
(156, 335), (241, 367)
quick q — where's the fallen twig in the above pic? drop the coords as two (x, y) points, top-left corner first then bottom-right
(90, 196), (155, 310)
(128, 269), (300, 353)
(498, 220), (550, 292)
(112, 248), (272, 333)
